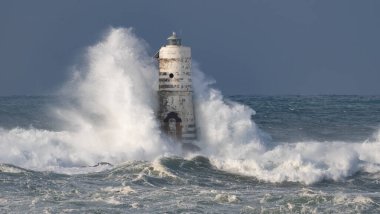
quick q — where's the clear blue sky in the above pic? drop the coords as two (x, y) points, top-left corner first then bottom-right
(0, 0), (379, 95)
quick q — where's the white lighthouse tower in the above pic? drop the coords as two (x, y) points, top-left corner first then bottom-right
(155, 32), (197, 148)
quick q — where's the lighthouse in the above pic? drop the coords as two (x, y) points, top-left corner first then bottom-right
(155, 32), (197, 149)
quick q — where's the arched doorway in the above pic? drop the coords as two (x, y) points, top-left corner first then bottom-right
(163, 112), (182, 140)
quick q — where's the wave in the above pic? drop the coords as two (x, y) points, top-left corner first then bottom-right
(0, 163), (30, 174)
(210, 140), (380, 184)
(0, 27), (379, 185)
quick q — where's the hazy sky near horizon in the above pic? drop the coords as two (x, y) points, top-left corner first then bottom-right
(0, 0), (379, 95)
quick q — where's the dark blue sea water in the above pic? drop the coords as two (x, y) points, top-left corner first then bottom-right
(1, 95), (380, 213)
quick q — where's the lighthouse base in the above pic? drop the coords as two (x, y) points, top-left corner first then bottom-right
(158, 91), (197, 142)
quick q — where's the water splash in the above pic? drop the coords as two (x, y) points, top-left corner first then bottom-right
(54, 28), (172, 163)
(0, 28), (173, 170)
(0, 27), (379, 185)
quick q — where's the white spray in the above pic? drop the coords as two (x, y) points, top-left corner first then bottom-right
(0, 28), (379, 184)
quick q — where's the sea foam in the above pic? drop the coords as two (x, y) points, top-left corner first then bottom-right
(0, 27), (379, 184)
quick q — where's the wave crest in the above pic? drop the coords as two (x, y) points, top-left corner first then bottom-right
(0, 27), (380, 185)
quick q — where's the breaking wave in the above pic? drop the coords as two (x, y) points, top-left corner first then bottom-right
(0, 27), (380, 184)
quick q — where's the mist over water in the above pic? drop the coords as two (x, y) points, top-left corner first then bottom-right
(0, 27), (380, 186)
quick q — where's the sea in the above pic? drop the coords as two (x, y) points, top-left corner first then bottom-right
(1, 28), (380, 213)
(0, 95), (379, 213)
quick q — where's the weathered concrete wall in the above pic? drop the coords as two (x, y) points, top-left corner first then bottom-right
(157, 40), (196, 143)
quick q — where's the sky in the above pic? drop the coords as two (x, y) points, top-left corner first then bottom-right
(0, 0), (379, 96)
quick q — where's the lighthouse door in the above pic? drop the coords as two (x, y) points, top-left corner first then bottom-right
(168, 118), (177, 137)
(163, 112), (182, 141)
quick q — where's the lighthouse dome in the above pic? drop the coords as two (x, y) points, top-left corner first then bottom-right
(167, 32), (182, 46)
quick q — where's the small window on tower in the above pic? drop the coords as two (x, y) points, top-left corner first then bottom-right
(169, 73), (174, 78)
